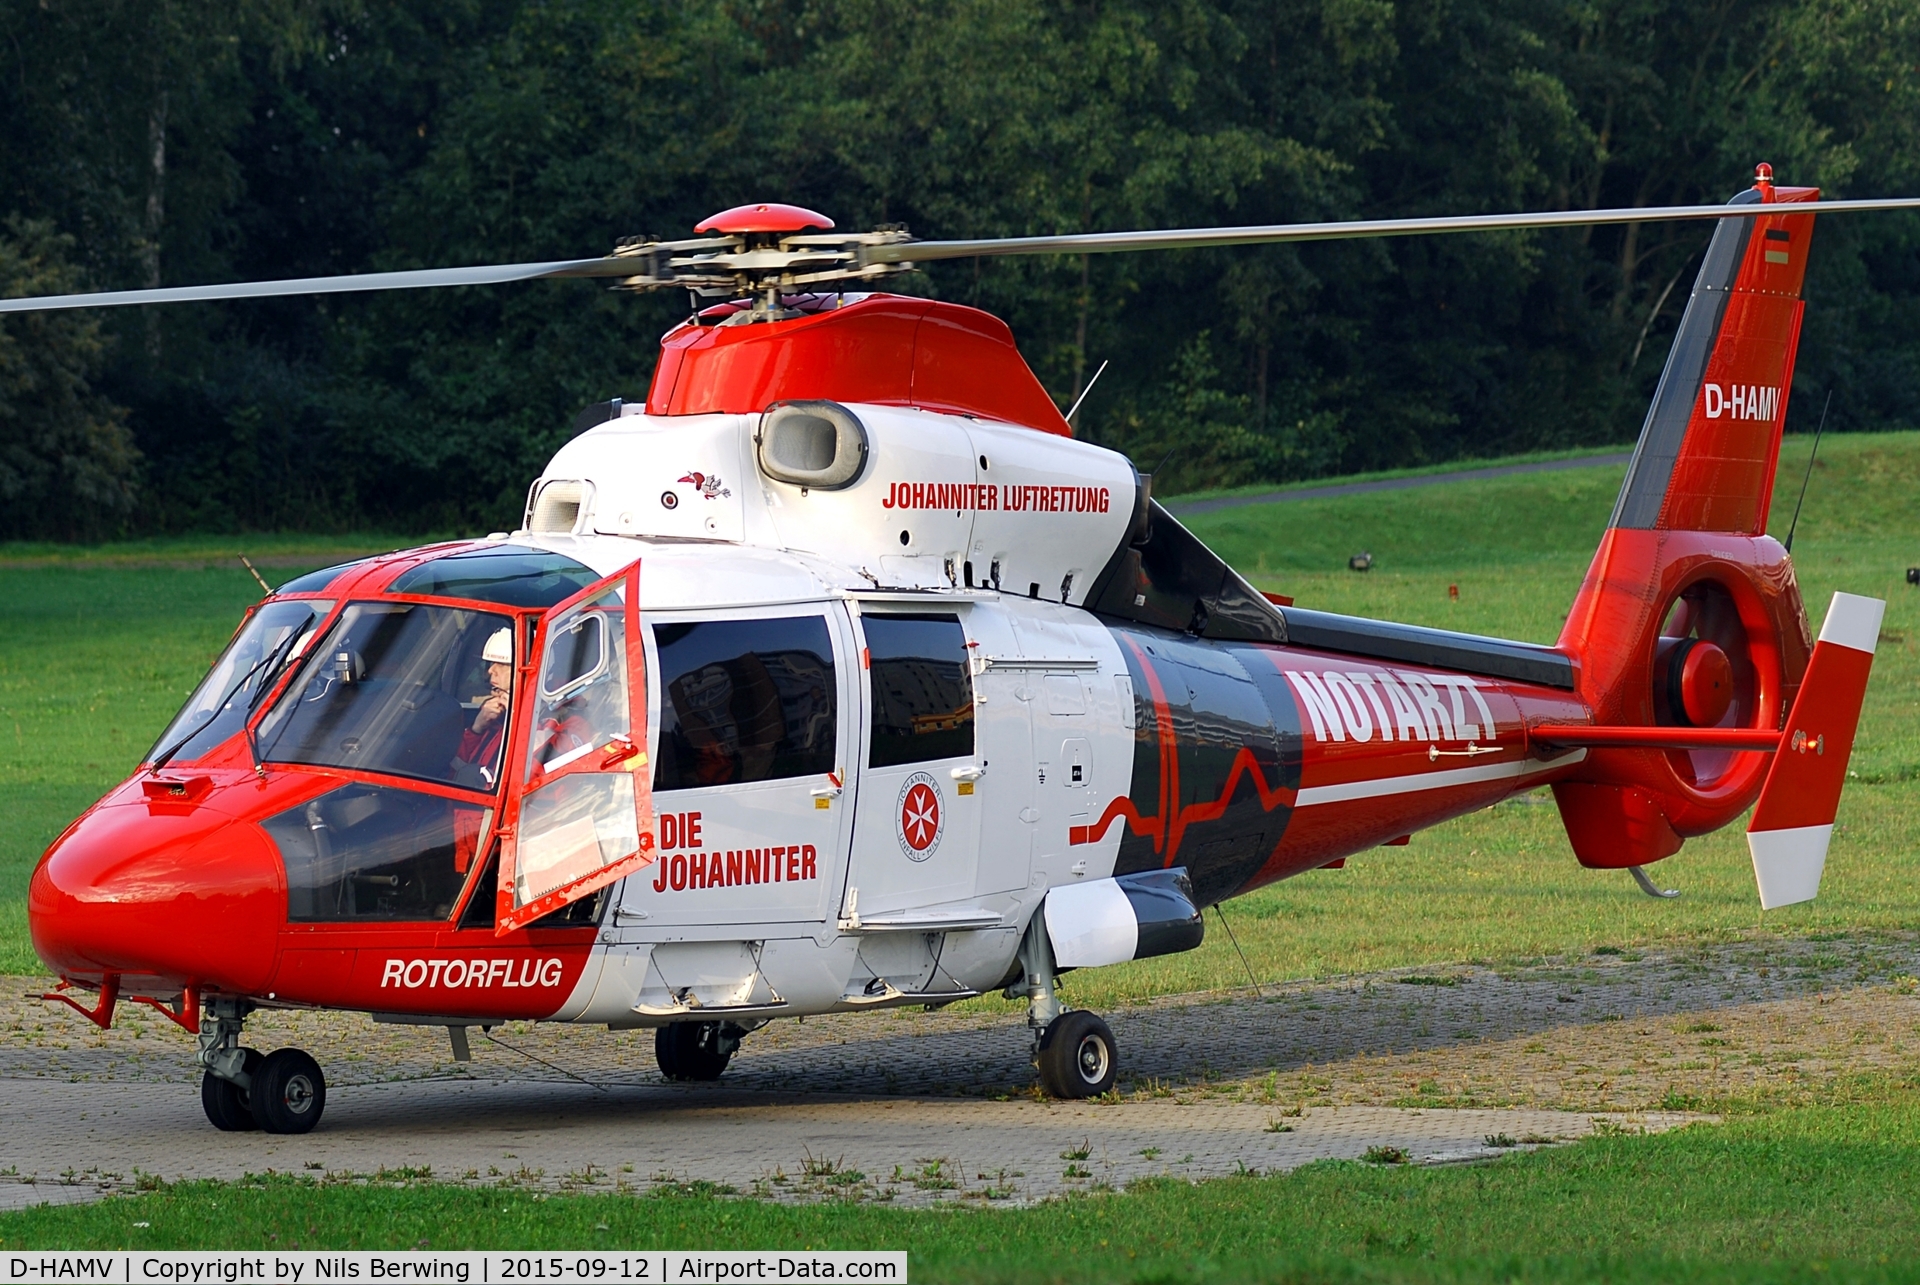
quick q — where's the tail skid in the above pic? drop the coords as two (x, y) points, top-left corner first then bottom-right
(1746, 592), (1884, 908)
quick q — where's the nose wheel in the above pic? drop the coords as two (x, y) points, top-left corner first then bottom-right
(200, 1047), (327, 1134)
(251, 1048), (327, 1133)
(196, 999), (328, 1134)
(200, 1049), (263, 1131)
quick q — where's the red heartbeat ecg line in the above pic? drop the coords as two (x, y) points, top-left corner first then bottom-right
(1068, 636), (1297, 864)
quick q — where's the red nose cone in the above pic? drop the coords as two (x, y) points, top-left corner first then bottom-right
(29, 797), (283, 994)
(695, 203), (835, 235)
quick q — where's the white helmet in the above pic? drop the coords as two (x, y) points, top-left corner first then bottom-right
(482, 627), (513, 665)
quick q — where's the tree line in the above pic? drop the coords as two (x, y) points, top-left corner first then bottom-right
(2, 0), (1916, 539)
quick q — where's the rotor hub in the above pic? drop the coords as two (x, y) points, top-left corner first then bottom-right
(608, 204), (915, 309)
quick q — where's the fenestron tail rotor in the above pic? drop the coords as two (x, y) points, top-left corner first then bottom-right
(5, 169), (1920, 316)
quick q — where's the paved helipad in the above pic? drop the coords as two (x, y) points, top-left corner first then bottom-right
(4, 933), (1914, 1208)
(0, 1078), (1667, 1209)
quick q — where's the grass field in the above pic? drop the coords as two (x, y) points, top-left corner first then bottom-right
(0, 437), (1914, 992)
(6, 1096), (1920, 1280)
(0, 434), (1915, 1275)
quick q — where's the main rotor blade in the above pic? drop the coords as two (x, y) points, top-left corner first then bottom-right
(0, 256), (646, 314)
(870, 196), (1920, 264)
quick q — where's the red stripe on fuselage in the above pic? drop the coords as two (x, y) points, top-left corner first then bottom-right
(1091, 636), (1297, 864)
(1119, 635), (1175, 857)
(1072, 746), (1298, 861)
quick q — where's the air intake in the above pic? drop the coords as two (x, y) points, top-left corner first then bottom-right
(756, 401), (868, 490)
(528, 479), (591, 533)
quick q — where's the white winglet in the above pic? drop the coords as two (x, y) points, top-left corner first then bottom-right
(1816, 591), (1886, 654)
(1748, 824), (1834, 910)
(1044, 878), (1138, 968)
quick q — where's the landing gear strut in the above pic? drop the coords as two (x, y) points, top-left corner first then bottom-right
(1018, 914), (1119, 1099)
(197, 997), (328, 1134)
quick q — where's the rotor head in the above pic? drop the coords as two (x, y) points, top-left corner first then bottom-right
(609, 203), (916, 308)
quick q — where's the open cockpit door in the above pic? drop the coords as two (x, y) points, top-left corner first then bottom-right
(495, 561), (654, 933)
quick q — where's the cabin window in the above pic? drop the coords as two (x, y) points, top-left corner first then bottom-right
(264, 782), (493, 922)
(651, 616), (837, 790)
(863, 613), (974, 767)
(255, 602), (515, 790)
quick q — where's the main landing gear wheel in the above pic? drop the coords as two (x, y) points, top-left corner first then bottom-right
(200, 1048), (263, 1131)
(1035, 1010), (1117, 1099)
(655, 1022), (742, 1081)
(250, 1048), (327, 1134)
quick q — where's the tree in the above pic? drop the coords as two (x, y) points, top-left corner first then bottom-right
(0, 221), (138, 539)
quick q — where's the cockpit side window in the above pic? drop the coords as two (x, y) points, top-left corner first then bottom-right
(264, 782), (494, 922)
(255, 602), (514, 790)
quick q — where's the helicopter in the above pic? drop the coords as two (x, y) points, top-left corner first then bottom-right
(9, 166), (1899, 1135)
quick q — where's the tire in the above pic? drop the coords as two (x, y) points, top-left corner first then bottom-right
(250, 1047), (327, 1134)
(655, 1022), (734, 1082)
(200, 1049), (263, 1132)
(1035, 1010), (1117, 1099)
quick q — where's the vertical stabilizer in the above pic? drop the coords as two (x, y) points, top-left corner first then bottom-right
(1610, 166), (1818, 534)
(1747, 592), (1883, 909)
(1553, 167), (1823, 866)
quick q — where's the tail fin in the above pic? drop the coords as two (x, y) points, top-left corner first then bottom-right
(1554, 166), (1823, 866)
(1746, 592), (1884, 908)
(1609, 164), (1818, 534)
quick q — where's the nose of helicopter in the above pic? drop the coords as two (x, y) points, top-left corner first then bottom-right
(29, 792), (283, 995)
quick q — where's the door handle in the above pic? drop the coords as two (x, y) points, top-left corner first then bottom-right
(600, 736), (643, 769)
(950, 765), (986, 781)
(811, 771), (845, 799)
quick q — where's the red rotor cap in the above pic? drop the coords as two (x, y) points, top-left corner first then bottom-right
(696, 203), (835, 235)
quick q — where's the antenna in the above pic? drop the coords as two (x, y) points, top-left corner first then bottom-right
(1783, 390), (1832, 554)
(239, 555), (272, 597)
(1064, 358), (1110, 425)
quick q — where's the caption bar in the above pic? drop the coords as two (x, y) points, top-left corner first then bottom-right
(5, 1254), (904, 1284)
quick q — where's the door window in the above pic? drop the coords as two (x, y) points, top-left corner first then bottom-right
(652, 617), (837, 790)
(498, 564), (653, 932)
(863, 613), (974, 767)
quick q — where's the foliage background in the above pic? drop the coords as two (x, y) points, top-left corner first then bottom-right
(1, 0), (1917, 537)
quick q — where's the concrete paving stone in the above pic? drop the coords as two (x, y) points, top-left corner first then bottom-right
(3, 932), (1912, 1209)
(0, 1077), (1694, 1208)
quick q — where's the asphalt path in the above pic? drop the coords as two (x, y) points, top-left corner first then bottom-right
(1166, 451), (1634, 517)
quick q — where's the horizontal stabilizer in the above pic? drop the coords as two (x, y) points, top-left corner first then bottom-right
(1746, 591), (1884, 908)
(1532, 725), (1781, 751)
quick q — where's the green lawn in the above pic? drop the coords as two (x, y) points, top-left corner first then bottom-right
(1, 438), (1916, 1275)
(1, 438), (1915, 994)
(6, 1096), (1920, 1281)
(0, 537), (405, 971)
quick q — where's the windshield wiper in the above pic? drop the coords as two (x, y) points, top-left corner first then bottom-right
(149, 624), (313, 774)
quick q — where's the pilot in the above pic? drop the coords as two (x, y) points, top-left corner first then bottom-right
(452, 627), (513, 788)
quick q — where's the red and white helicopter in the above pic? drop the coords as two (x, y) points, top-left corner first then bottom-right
(7, 166), (1902, 1134)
